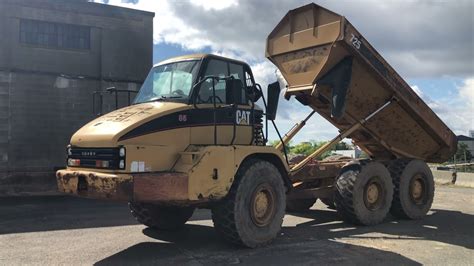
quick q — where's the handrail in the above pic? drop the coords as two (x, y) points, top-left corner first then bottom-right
(92, 87), (139, 116)
(105, 87), (139, 110)
(92, 91), (103, 116)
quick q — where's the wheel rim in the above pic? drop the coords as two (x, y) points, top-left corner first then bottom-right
(363, 177), (385, 211)
(410, 174), (427, 205)
(250, 183), (276, 227)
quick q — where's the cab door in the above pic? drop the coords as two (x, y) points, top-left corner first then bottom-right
(190, 58), (255, 145)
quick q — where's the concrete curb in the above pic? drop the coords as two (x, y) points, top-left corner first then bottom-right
(431, 169), (474, 188)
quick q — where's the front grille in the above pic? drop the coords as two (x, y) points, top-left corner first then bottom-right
(68, 147), (123, 169)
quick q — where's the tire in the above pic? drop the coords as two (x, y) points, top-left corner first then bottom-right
(388, 159), (434, 219)
(335, 161), (393, 225)
(211, 159), (286, 248)
(286, 198), (317, 212)
(129, 202), (194, 230)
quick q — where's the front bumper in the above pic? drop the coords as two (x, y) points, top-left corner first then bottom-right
(56, 169), (189, 203)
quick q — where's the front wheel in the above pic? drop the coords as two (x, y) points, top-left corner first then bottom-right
(212, 159), (286, 248)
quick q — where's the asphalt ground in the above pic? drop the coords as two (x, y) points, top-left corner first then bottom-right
(0, 186), (473, 265)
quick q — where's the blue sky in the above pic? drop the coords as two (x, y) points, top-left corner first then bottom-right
(97, 0), (473, 142)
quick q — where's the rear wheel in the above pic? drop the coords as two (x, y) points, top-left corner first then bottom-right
(129, 202), (194, 230)
(211, 159), (286, 248)
(335, 161), (393, 225)
(286, 198), (317, 212)
(388, 159), (434, 219)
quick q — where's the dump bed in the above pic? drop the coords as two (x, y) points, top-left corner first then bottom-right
(266, 3), (457, 163)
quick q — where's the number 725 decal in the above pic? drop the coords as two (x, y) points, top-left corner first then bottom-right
(350, 34), (362, 50)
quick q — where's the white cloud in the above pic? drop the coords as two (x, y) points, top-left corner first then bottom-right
(411, 85), (423, 97)
(190, 0), (238, 11)
(93, 0), (214, 49)
(459, 78), (474, 107)
(95, 0), (473, 76)
(94, 0), (473, 139)
(411, 77), (474, 135)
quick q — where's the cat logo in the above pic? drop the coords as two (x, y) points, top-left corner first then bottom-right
(236, 110), (251, 125)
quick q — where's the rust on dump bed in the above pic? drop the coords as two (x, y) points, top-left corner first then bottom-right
(266, 3), (457, 163)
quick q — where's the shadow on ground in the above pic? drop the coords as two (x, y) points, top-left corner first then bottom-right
(285, 208), (474, 250)
(2, 194), (472, 265)
(0, 195), (208, 234)
(95, 224), (420, 266)
(95, 208), (473, 265)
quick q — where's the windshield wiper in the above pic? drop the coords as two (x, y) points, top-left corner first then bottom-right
(142, 95), (184, 103)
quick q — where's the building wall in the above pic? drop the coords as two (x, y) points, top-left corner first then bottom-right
(333, 149), (362, 158)
(0, 0), (154, 195)
(0, 0), (153, 81)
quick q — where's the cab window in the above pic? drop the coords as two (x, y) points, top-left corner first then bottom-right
(196, 59), (248, 105)
(229, 63), (247, 104)
(197, 59), (227, 104)
(134, 60), (198, 104)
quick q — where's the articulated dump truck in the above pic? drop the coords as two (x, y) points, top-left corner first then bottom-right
(56, 3), (457, 248)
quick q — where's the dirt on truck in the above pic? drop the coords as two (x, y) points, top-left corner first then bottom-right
(56, 3), (457, 248)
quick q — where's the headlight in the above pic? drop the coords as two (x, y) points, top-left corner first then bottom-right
(119, 147), (126, 157)
(68, 158), (80, 167)
(67, 147), (72, 156)
(119, 160), (125, 169)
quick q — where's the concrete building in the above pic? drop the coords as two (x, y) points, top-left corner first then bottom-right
(0, 0), (154, 194)
(333, 148), (362, 159)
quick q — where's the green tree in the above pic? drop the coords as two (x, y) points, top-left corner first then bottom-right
(268, 140), (280, 147)
(270, 140), (351, 160)
(454, 142), (472, 162)
(290, 142), (315, 156)
(335, 141), (351, 150)
(288, 140), (334, 160)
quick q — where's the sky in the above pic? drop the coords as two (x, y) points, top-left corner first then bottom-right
(95, 0), (473, 142)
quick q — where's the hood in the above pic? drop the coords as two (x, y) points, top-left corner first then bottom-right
(71, 102), (189, 147)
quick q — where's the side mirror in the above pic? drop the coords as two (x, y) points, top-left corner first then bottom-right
(246, 85), (262, 102)
(266, 81), (280, 120)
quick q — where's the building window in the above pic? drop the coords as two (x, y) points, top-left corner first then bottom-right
(19, 19), (90, 50)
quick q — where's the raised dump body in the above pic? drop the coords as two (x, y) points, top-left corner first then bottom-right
(266, 3), (457, 163)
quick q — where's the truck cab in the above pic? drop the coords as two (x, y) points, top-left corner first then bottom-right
(57, 53), (289, 248)
(56, 53), (286, 206)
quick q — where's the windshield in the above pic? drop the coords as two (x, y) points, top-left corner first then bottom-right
(133, 60), (199, 104)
